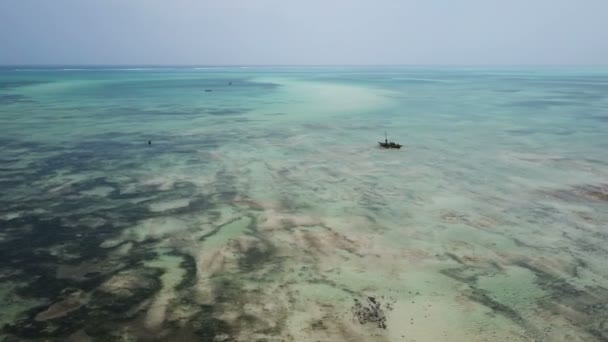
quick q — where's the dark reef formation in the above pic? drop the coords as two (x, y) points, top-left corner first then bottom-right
(351, 296), (395, 329)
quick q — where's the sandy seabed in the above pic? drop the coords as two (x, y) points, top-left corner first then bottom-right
(1, 67), (608, 341)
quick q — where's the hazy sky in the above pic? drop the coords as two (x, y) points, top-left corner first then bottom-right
(1, 0), (606, 65)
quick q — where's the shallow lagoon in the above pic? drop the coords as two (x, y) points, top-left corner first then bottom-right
(1, 66), (607, 341)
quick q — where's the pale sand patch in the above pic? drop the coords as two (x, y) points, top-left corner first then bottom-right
(123, 216), (191, 243)
(476, 266), (545, 312)
(66, 329), (93, 342)
(81, 186), (114, 197)
(191, 247), (240, 302)
(139, 173), (214, 191)
(47, 173), (89, 193)
(46, 244), (82, 261)
(114, 241), (134, 256)
(140, 175), (177, 191)
(149, 198), (191, 212)
(386, 296), (530, 342)
(207, 204), (242, 228)
(190, 216), (252, 300)
(99, 272), (142, 293)
(126, 195), (157, 204)
(78, 216), (107, 228)
(215, 283), (292, 340)
(144, 253), (187, 329)
(287, 311), (378, 342)
(35, 290), (89, 321)
(253, 77), (396, 118)
(232, 195), (269, 210)
(158, 223), (216, 250)
(257, 209), (321, 231)
(1, 212), (22, 220)
(496, 253), (581, 280)
(99, 239), (122, 249)
(204, 273), (375, 341)
(98, 270), (156, 298)
(323, 215), (378, 234)
(255, 280), (383, 341)
(290, 227), (362, 258)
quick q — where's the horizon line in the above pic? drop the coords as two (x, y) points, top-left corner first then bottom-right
(1, 63), (608, 68)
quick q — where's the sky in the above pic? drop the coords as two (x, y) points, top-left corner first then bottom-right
(0, 0), (607, 65)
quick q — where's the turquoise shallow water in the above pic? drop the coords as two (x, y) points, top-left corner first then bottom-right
(1, 66), (607, 341)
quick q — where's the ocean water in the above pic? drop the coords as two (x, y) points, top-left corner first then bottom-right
(0, 66), (607, 341)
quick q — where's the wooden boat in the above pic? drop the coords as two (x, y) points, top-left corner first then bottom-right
(378, 141), (402, 149)
(378, 132), (402, 149)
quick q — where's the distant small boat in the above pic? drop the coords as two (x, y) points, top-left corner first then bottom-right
(378, 132), (402, 149)
(378, 141), (402, 149)
(204, 89), (213, 92)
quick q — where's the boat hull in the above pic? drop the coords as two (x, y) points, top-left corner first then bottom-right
(378, 142), (401, 149)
